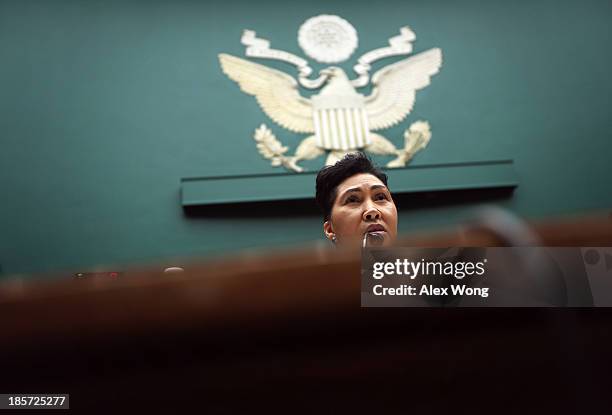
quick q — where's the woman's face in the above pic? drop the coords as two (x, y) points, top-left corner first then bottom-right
(323, 173), (398, 247)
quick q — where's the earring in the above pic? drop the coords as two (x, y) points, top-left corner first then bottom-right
(331, 235), (337, 244)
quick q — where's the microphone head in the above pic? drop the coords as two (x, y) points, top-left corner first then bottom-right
(363, 231), (385, 247)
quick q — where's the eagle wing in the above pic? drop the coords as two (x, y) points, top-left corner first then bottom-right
(218, 53), (314, 133)
(365, 48), (442, 131)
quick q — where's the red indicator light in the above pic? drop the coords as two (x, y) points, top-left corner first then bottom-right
(109, 272), (118, 279)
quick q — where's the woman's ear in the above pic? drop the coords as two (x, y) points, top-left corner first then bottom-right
(323, 221), (335, 242)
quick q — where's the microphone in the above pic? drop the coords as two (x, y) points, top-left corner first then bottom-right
(362, 231), (385, 248)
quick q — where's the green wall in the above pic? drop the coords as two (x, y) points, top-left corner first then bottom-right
(1, 0), (611, 275)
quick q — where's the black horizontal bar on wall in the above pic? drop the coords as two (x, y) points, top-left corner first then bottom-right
(180, 159), (518, 207)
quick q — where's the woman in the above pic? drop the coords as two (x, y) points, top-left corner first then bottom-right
(315, 153), (398, 247)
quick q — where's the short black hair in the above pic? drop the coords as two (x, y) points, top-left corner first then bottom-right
(315, 152), (388, 221)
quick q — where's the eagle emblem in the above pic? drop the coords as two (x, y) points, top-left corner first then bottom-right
(218, 15), (442, 172)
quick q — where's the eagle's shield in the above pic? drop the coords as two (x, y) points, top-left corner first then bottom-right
(312, 92), (371, 151)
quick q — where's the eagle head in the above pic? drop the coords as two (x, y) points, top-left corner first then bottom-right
(317, 67), (356, 96)
(320, 66), (348, 80)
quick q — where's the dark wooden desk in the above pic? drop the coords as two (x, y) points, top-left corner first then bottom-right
(1, 212), (611, 413)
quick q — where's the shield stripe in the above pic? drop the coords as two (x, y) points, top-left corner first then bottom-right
(336, 109), (347, 150)
(328, 110), (336, 148)
(313, 109), (322, 147)
(342, 109), (354, 150)
(345, 108), (357, 150)
(322, 109), (331, 150)
(320, 109), (331, 149)
(314, 108), (370, 150)
(361, 109), (370, 146)
(350, 110), (357, 149)
(352, 108), (364, 148)
(329, 109), (340, 149)
(330, 109), (343, 148)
